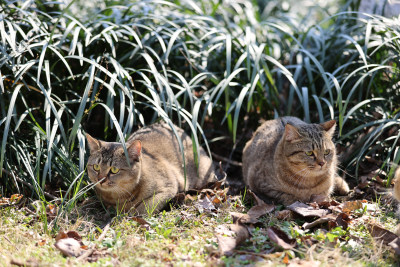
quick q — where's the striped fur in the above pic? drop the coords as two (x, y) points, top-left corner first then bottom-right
(242, 116), (349, 205)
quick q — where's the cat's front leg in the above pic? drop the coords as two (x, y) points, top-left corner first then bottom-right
(333, 176), (349, 195)
(128, 191), (176, 216)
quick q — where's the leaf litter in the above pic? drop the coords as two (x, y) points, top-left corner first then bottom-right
(4, 166), (400, 265)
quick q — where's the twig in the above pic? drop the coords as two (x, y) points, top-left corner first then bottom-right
(77, 222), (111, 261)
(233, 249), (275, 259)
(1, 169), (57, 200)
(10, 259), (38, 267)
(4, 236), (19, 251)
(211, 152), (242, 167)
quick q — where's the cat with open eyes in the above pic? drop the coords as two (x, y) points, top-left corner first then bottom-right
(86, 123), (216, 215)
(242, 116), (349, 205)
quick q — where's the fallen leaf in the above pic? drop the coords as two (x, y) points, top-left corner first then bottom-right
(248, 203), (275, 219)
(54, 238), (83, 257)
(367, 223), (398, 245)
(55, 230), (82, 242)
(230, 198), (275, 224)
(342, 200), (363, 213)
(230, 212), (257, 224)
(195, 196), (216, 213)
(216, 224), (250, 255)
(36, 239), (46, 246)
(131, 217), (151, 230)
(336, 213), (350, 229)
(283, 253), (289, 264)
(287, 202), (328, 218)
(302, 215), (336, 230)
(318, 200), (340, 209)
(267, 226), (296, 250)
(275, 210), (294, 220)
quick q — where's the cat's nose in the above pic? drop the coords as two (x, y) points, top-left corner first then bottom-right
(318, 161), (325, 167)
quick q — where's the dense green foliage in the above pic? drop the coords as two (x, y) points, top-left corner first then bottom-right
(1, 0), (400, 201)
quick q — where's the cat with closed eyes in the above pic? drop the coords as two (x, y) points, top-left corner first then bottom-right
(86, 123), (216, 215)
(242, 116), (349, 205)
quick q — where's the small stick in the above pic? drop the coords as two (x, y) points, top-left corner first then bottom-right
(2, 169), (57, 200)
(4, 236), (19, 251)
(211, 152), (242, 167)
(233, 249), (275, 259)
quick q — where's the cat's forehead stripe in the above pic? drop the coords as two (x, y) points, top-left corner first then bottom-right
(297, 124), (325, 149)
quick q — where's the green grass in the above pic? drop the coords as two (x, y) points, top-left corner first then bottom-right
(0, 193), (399, 266)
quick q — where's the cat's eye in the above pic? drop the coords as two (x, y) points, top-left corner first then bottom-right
(305, 151), (313, 156)
(110, 166), (119, 174)
(324, 149), (331, 155)
(93, 164), (100, 171)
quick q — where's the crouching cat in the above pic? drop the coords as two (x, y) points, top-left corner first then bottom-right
(86, 123), (216, 215)
(242, 117), (349, 205)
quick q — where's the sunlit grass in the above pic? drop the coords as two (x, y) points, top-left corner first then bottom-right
(0, 0), (399, 213)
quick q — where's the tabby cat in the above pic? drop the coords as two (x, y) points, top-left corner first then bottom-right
(86, 123), (216, 215)
(242, 116), (349, 205)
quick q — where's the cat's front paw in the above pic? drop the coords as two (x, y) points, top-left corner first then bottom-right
(334, 176), (350, 195)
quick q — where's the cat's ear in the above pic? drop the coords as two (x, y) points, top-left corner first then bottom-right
(284, 123), (301, 142)
(128, 140), (142, 161)
(86, 134), (101, 152)
(320, 120), (336, 137)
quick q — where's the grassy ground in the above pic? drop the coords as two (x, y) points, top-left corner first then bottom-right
(1, 181), (399, 267)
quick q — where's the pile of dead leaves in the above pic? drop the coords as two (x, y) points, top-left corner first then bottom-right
(212, 189), (400, 262)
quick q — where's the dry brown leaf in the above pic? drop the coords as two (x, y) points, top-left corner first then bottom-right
(230, 212), (257, 224)
(230, 199), (275, 224)
(131, 217), (151, 230)
(318, 200), (340, 209)
(276, 210), (294, 220)
(55, 230), (82, 242)
(367, 223), (398, 245)
(248, 203), (275, 218)
(267, 226), (296, 250)
(54, 238), (84, 257)
(342, 200), (363, 213)
(302, 215), (336, 230)
(248, 190), (266, 206)
(283, 253), (290, 264)
(36, 239), (46, 246)
(216, 224), (250, 255)
(195, 196), (216, 213)
(336, 213), (350, 229)
(287, 202), (328, 218)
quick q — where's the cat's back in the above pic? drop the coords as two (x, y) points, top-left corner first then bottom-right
(244, 116), (302, 154)
(128, 123), (186, 151)
(128, 123), (215, 188)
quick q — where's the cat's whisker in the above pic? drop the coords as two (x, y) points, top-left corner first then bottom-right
(294, 169), (312, 188)
(289, 167), (310, 188)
